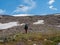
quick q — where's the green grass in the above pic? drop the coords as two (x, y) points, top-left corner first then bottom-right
(0, 32), (43, 45)
(14, 32), (42, 41)
(0, 32), (60, 45)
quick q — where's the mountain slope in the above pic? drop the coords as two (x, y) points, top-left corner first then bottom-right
(0, 14), (60, 36)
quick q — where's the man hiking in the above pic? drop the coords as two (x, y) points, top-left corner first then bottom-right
(24, 24), (28, 34)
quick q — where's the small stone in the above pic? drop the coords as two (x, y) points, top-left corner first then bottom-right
(44, 39), (47, 41)
(33, 43), (36, 45)
(28, 39), (31, 41)
(58, 43), (60, 45)
(50, 41), (53, 43)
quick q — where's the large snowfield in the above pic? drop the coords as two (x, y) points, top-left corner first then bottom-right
(0, 20), (44, 29)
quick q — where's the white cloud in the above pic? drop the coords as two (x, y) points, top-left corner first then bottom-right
(13, 0), (36, 13)
(48, 0), (55, 5)
(48, 0), (57, 10)
(24, 0), (36, 8)
(49, 6), (57, 10)
(0, 9), (5, 14)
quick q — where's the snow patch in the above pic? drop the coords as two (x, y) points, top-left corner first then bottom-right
(33, 20), (44, 25)
(56, 25), (60, 27)
(0, 22), (26, 30)
(12, 14), (33, 16)
(0, 22), (18, 29)
(20, 23), (25, 26)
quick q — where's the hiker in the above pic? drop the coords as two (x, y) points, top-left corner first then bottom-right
(24, 24), (28, 34)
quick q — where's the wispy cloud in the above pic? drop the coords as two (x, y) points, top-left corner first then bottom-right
(0, 9), (6, 14)
(13, 5), (30, 13)
(48, 0), (57, 10)
(49, 5), (57, 10)
(13, 0), (36, 14)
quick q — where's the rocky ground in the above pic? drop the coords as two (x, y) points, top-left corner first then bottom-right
(0, 14), (60, 45)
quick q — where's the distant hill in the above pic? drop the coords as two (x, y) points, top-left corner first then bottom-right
(0, 14), (60, 36)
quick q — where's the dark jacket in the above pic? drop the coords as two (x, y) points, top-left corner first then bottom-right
(24, 24), (28, 30)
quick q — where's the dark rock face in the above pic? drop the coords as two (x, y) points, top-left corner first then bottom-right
(0, 14), (60, 36)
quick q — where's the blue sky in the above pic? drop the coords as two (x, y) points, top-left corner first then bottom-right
(0, 0), (60, 15)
